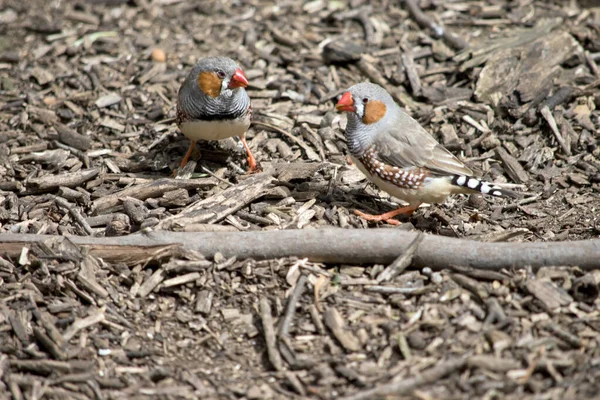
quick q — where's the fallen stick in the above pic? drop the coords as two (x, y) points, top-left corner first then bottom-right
(1, 229), (600, 270)
(403, 0), (468, 50)
(340, 356), (468, 400)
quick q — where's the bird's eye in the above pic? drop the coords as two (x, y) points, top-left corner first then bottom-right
(362, 98), (369, 104)
(216, 70), (226, 79)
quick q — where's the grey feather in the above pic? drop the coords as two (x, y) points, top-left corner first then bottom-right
(343, 82), (473, 177)
(178, 57), (249, 122)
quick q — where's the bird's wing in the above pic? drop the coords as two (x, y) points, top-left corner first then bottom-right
(374, 109), (473, 177)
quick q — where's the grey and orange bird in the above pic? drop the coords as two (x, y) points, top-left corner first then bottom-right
(335, 82), (517, 225)
(176, 56), (256, 172)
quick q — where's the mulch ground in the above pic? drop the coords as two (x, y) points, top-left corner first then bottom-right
(1, 0), (600, 399)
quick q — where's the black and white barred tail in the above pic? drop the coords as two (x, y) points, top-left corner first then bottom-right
(450, 175), (519, 198)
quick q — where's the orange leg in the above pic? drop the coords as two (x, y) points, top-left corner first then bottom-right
(180, 140), (196, 169)
(240, 134), (258, 173)
(172, 140), (197, 177)
(354, 204), (420, 226)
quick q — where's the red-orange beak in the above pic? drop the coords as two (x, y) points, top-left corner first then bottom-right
(229, 68), (249, 89)
(335, 92), (355, 112)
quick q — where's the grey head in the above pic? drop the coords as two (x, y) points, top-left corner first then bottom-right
(178, 56), (250, 121)
(336, 82), (399, 156)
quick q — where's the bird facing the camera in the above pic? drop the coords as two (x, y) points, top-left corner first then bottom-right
(335, 82), (517, 225)
(176, 56), (256, 172)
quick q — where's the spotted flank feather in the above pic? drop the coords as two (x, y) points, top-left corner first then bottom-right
(360, 147), (429, 190)
(450, 175), (518, 198)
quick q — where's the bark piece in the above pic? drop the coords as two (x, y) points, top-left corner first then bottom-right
(91, 178), (217, 213)
(323, 307), (361, 352)
(157, 173), (273, 230)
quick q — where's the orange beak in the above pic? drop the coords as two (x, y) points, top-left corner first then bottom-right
(229, 68), (249, 89)
(335, 92), (355, 112)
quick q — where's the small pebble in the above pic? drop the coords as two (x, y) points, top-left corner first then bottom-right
(431, 272), (443, 284)
(151, 48), (166, 62)
(468, 193), (486, 209)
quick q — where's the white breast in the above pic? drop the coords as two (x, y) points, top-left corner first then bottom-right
(180, 117), (250, 142)
(350, 156), (453, 206)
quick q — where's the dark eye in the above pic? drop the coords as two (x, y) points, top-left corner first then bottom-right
(216, 70), (226, 79)
(362, 97), (369, 104)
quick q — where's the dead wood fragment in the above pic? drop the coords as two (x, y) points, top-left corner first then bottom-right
(77, 256), (110, 298)
(55, 123), (92, 151)
(26, 168), (100, 193)
(31, 308), (64, 347)
(340, 356), (468, 400)
(450, 273), (489, 301)
(195, 290), (214, 315)
(253, 121), (321, 161)
(376, 232), (423, 283)
(540, 105), (571, 155)
(259, 297), (283, 371)
(449, 265), (509, 282)
(323, 307), (361, 352)
(403, 0), (468, 50)
(63, 309), (105, 342)
(156, 173), (273, 230)
(55, 197), (94, 236)
(322, 40), (365, 64)
(484, 297), (508, 325)
(401, 51), (422, 97)
(9, 359), (93, 375)
(33, 326), (66, 360)
(539, 322), (581, 348)
(495, 147), (529, 184)
(137, 268), (164, 298)
(523, 279), (573, 311)
(278, 275), (307, 337)
(91, 178), (217, 213)
(2, 229), (600, 270)
(468, 355), (521, 372)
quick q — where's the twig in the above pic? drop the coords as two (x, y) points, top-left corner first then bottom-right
(403, 0), (468, 50)
(364, 285), (426, 295)
(260, 297), (283, 371)
(63, 309), (105, 342)
(252, 121), (320, 161)
(484, 297), (507, 325)
(401, 51), (422, 97)
(540, 105), (571, 155)
(278, 275), (307, 337)
(340, 356), (468, 400)
(55, 197), (94, 236)
(2, 229), (600, 270)
(335, 6), (375, 45)
(376, 232), (424, 282)
(33, 327), (66, 360)
(323, 307), (361, 352)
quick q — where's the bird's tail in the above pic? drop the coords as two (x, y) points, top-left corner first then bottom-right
(450, 175), (520, 198)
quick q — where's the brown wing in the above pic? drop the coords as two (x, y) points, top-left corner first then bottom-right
(374, 109), (473, 177)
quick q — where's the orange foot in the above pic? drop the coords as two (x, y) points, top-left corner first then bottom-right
(354, 204), (419, 225)
(241, 135), (260, 174)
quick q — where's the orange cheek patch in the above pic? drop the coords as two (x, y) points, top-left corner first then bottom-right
(362, 100), (386, 125)
(197, 71), (222, 98)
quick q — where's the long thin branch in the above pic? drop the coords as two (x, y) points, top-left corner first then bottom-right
(1, 229), (599, 270)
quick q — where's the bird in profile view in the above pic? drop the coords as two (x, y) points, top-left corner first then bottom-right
(175, 56), (256, 173)
(335, 82), (517, 225)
